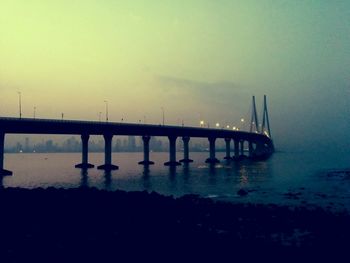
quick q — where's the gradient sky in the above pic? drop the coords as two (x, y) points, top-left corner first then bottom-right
(1, 1), (350, 150)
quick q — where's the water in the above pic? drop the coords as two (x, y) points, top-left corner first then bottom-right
(2, 151), (350, 211)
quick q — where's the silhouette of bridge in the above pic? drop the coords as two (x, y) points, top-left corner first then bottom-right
(0, 96), (274, 176)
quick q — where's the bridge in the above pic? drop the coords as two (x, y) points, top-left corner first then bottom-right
(0, 96), (274, 176)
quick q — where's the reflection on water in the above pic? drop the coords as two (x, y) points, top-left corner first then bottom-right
(142, 166), (151, 190)
(168, 166), (177, 191)
(104, 171), (112, 190)
(80, 169), (88, 188)
(239, 168), (249, 187)
(2, 152), (350, 210)
(208, 164), (217, 186)
(182, 164), (190, 183)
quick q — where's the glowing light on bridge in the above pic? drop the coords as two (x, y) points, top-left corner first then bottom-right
(263, 131), (270, 137)
(240, 118), (245, 130)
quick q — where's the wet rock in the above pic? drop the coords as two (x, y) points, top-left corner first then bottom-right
(327, 170), (350, 179)
(283, 192), (302, 200)
(237, 189), (248, 196)
(316, 193), (327, 199)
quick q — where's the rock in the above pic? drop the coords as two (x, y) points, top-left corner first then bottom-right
(237, 189), (248, 196)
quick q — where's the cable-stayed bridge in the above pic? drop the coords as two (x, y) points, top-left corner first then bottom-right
(0, 96), (274, 176)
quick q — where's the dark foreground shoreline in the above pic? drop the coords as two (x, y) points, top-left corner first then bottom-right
(0, 187), (349, 262)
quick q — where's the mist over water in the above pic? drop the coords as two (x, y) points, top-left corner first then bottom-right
(3, 151), (350, 211)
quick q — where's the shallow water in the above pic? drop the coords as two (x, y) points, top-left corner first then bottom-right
(2, 151), (350, 211)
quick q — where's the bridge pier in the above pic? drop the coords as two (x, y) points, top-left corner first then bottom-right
(138, 135), (154, 165)
(164, 136), (181, 166)
(224, 138), (232, 160)
(234, 140), (240, 159)
(75, 134), (94, 169)
(179, 136), (193, 163)
(240, 140), (245, 156)
(0, 132), (12, 176)
(205, 137), (220, 164)
(97, 134), (119, 170)
(249, 141), (254, 158)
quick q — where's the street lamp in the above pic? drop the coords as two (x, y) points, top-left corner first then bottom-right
(33, 106), (36, 119)
(17, 91), (22, 119)
(99, 112), (102, 122)
(200, 120), (204, 127)
(226, 125), (230, 129)
(104, 100), (109, 122)
(215, 123), (220, 128)
(161, 107), (164, 125)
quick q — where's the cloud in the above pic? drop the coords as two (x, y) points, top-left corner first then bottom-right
(156, 75), (250, 107)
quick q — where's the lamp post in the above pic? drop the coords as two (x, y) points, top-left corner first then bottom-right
(104, 100), (109, 122)
(33, 106), (36, 119)
(161, 107), (164, 125)
(99, 112), (102, 122)
(17, 91), (22, 119)
(215, 123), (220, 128)
(200, 120), (204, 127)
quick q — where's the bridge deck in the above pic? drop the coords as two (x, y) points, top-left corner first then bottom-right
(0, 117), (271, 143)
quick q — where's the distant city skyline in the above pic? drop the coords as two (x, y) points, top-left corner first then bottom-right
(4, 135), (219, 153)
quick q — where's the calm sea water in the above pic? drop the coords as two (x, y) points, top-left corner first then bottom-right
(2, 151), (350, 211)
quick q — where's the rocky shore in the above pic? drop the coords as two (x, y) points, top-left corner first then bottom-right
(0, 187), (349, 262)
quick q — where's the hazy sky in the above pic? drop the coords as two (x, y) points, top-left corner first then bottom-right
(1, 1), (350, 150)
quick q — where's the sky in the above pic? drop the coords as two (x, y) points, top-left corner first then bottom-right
(1, 0), (350, 151)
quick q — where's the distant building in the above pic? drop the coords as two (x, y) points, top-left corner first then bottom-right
(128, 136), (136, 152)
(25, 137), (30, 152)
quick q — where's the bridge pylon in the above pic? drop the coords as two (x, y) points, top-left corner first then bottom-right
(249, 95), (260, 134)
(261, 95), (272, 139)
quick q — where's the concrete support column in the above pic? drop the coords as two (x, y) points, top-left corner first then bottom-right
(179, 136), (193, 163)
(0, 133), (4, 171)
(224, 138), (232, 160)
(249, 141), (254, 158)
(164, 136), (181, 166)
(97, 134), (119, 170)
(234, 140), (240, 159)
(240, 140), (245, 156)
(205, 137), (220, 164)
(75, 134), (94, 169)
(138, 135), (154, 165)
(252, 142), (273, 160)
(0, 132), (12, 176)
